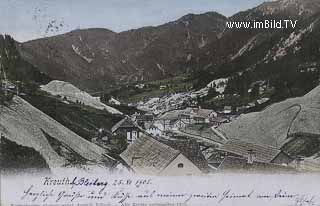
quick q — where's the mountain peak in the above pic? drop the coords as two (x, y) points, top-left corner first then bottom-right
(69, 28), (116, 34)
(175, 11), (227, 26)
(256, 0), (320, 16)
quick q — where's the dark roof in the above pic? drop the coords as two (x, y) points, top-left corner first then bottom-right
(217, 156), (296, 173)
(158, 110), (184, 120)
(145, 122), (161, 130)
(185, 107), (216, 118)
(183, 124), (227, 144)
(111, 117), (138, 133)
(162, 139), (210, 173)
(217, 139), (282, 163)
(120, 134), (180, 175)
(211, 117), (230, 123)
(158, 108), (216, 120)
(137, 114), (154, 121)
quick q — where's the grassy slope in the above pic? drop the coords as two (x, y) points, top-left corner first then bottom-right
(217, 86), (320, 157)
(106, 75), (193, 103)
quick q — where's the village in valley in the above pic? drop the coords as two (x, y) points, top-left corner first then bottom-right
(0, 66), (309, 175)
(86, 71), (316, 175)
(0, 47), (319, 175)
(102, 97), (299, 175)
(1, 0), (320, 176)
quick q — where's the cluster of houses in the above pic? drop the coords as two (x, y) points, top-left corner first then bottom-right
(153, 107), (217, 133)
(107, 106), (237, 145)
(89, 104), (310, 176)
(146, 107), (239, 137)
(135, 89), (209, 115)
(133, 78), (273, 118)
(116, 131), (301, 175)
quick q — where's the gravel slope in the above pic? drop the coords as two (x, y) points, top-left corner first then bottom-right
(41, 80), (122, 114)
(0, 96), (115, 171)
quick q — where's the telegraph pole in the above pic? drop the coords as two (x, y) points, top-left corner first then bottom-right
(0, 61), (8, 96)
(3, 66), (8, 97)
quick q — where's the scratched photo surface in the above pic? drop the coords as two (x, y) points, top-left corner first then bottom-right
(1, 0), (320, 205)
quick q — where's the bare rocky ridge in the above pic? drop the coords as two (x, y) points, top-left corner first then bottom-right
(256, 0), (320, 17)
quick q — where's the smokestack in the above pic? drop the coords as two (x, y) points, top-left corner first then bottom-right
(247, 149), (255, 164)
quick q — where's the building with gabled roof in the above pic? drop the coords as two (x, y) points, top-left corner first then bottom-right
(156, 107), (217, 132)
(184, 107), (217, 121)
(217, 156), (296, 173)
(145, 122), (163, 137)
(217, 139), (293, 164)
(161, 139), (210, 174)
(111, 117), (142, 144)
(120, 133), (203, 176)
(158, 107), (216, 122)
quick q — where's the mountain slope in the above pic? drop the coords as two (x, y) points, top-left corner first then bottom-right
(0, 96), (116, 172)
(189, 1), (320, 111)
(217, 12), (320, 102)
(14, 0), (320, 104)
(217, 85), (320, 153)
(18, 0), (320, 93)
(255, 0), (320, 17)
(40, 80), (122, 114)
(0, 136), (50, 174)
(190, 0), (320, 88)
(18, 12), (227, 91)
(0, 34), (51, 87)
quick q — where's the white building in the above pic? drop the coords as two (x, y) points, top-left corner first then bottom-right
(120, 134), (203, 176)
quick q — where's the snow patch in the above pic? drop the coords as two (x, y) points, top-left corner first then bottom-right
(186, 54), (192, 62)
(156, 63), (165, 75)
(231, 36), (257, 60)
(264, 20), (317, 62)
(72, 44), (94, 63)
(198, 35), (207, 48)
(207, 78), (229, 94)
(183, 21), (190, 27)
(109, 97), (121, 105)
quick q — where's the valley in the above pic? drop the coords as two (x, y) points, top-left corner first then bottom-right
(1, 0), (320, 175)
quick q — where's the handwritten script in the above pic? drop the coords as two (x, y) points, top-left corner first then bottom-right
(2, 175), (320, 206)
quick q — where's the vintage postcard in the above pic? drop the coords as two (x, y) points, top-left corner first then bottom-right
(1, 0), (320, 205)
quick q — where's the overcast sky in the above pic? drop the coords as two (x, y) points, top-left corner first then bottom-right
(0, 0), (266, 42)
